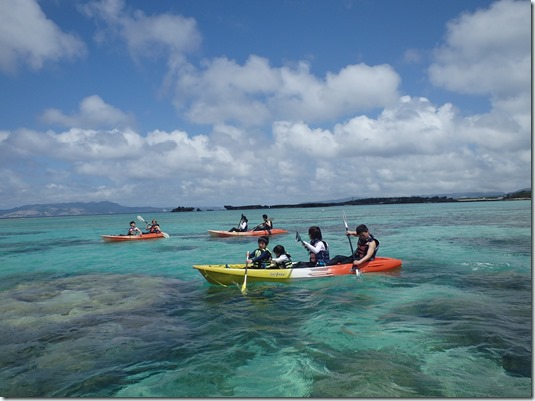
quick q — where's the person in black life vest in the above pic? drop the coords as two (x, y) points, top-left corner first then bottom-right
(330, 224), (379, 271)
(246, 236), (272, 268)
(253, 214), (273, 231)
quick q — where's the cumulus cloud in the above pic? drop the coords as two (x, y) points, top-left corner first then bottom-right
(174, 56), (400, 127)
(80, 0), (201, 67)
(41, 95), (136, 129)
(0, 89), (529, 208)
(429, 0), (529, 98)
(81, 1), (401, 128)
(0, 0), (529, 208)
(0, 0), (86, 74)
(428, 0), (530, 155)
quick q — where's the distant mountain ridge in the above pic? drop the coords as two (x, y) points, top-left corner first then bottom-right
(0, 201), (167, 219)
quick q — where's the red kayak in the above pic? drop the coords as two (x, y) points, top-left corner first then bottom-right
(101, 232), (169, 241)
(208, 228), (288, 237)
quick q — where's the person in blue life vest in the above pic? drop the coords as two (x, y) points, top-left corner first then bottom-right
(270, 244), (293, 269)
(297, 226), (330, 267)
(229, 214), (248, 232)
(146, 219), (161, 233)
(252, 214), (273, 231)
(246, 236), (272, 268)
(127, 221), (142, 236)
(329, 224), (379, 272)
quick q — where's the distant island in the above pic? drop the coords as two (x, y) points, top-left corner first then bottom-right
(171, 206), (196, 212)
(224, 189), (531, 211)
(0, 189), (529, 218)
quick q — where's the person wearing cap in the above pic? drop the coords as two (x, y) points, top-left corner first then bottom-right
(252, 214), (273, 231)
(246, 236), (272, 268)
(330, 224), (380, 271)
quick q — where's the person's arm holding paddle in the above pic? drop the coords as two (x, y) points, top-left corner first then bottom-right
(349, 224), (380, 271)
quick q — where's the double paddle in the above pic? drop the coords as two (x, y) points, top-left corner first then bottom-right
(137, 215), (170, 238)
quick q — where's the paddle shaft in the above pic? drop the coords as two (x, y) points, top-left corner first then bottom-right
(342, 211), (355, 260)
(138, 215), (170, 238)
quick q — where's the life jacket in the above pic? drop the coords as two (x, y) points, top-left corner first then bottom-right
(356, 235), (379, 260)
(274, 253), (293, 269)
(310, 239), (330, 266)
(251, 248), (272, 269)
(258, 221), (272, 230)
(149, 225), (161, 233)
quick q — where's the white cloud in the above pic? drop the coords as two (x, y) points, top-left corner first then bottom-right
(0, 88), (528, 208)
(81, 1), (401, 128)
(429, 0), (529, 98)
(0, 0), (530, 209)
(0, 0), (86, 74)
(80, 0), (201, 66)
(174, 56), (400, 127)
(41, 95), (136, 129)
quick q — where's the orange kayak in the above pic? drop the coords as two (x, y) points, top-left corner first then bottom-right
(208, 228), (288, 237)
(101, 232), (168, 241)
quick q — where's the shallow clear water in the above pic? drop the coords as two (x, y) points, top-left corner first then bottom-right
(0, 201), (531, 397)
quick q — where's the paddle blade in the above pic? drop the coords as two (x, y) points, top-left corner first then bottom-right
(137, 215), (148, 224)
(241, 251), (249, 294)
(295, 231), (302, 243)
(241, 275), (247, 294)
(162, 232), (170, 238)
(342, 211), (349, 230)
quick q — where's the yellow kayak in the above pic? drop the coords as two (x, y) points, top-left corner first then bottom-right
(193, 257), (402, 286)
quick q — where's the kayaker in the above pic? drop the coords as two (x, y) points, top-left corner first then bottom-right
(127, 221), (142, 236)
(270, 245), (293, 269)
(329, 224), (379, 272)
(299, 226), (330, 267)
(229, 214), (248, 232)
(252, 214), (273, 231)
(246, 236), (272, 268)
(146, 219), (161, 233)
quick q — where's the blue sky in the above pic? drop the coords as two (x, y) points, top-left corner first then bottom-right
(0, 0), (530, 209)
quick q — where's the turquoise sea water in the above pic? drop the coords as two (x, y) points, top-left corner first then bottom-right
(0, 201), (531, 397)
